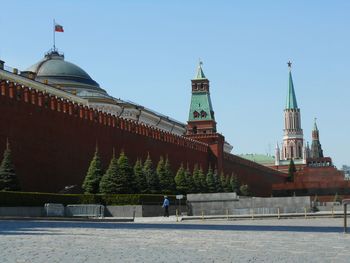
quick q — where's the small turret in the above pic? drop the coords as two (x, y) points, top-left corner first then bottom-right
(310, 118), (324, 158)
(275, 142), (280, 165)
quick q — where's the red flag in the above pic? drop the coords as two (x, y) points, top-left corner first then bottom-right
(55, 24), (64, 32)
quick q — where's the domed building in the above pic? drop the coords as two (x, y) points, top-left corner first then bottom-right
(23, 50), (113, 101)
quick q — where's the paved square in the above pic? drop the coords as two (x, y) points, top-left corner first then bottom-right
(0, 218), (349, 262)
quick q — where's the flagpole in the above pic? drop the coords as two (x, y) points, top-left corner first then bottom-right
(53, 19), (56, 51)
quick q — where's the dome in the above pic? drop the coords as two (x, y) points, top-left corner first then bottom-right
(25, 51), (108, 96)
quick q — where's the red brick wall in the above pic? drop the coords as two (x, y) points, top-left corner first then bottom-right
(0, 80), (210, 192)
(0, 79), (287, 195)
(223, 153), (287, 196)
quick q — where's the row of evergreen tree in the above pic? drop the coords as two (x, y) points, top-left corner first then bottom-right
(82, 148), (249, 195)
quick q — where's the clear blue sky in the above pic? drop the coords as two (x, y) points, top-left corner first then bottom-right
(1, 1), (349, 168)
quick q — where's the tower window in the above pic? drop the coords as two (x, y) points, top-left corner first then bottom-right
(200, 110), (207, 118)
(193, 111), (199, 118)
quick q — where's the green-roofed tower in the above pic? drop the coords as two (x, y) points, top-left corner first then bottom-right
(187, 61), (216, 135)
(286, 69), (298, 109)
(281, 61), (304, 162)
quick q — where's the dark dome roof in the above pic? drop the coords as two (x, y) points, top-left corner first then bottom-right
(25, 51), (107, 95)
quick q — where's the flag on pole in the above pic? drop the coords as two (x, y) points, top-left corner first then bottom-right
(55, 24), (64, 32)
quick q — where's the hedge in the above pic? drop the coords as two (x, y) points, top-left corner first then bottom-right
(0, 191), (180, 207)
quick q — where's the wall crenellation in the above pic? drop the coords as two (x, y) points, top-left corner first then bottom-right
(0, 79), (208, 153)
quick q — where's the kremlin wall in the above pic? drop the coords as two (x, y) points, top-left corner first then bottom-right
(0, 55), (286, 196)
(0, 51), (348, 200)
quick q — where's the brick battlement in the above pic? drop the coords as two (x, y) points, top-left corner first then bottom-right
(0, 79), (208, 153)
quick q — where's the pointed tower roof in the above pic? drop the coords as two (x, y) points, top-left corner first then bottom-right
(275, 142), (280, 149)
(194, 61), (206, 79)
(285, 61), (298, 109)
(313, 118), (318, 131)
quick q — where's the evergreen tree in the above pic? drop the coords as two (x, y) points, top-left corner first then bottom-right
(0, 141), (20, 191)
(240, 184), (250, 196)
(220, 172), (228, 192)
(82, 146), (103, 194)
(287, 159), (296, 182)
(206, 166), (216, 193)
(213, 169), (222, 192)
(134, 159), (148, 193)
(230, 174), (239, 193)
(223, 174), (231, 192)
(185, 164), (195, 194)
(199, 166), (207, 193)
(156, 156), (166, 189)
(175, 164), (188, 194)
(143, 153), (159, 194)
(116, 151), (134, 193)
(164, 157), (175, 194)
(157, 156), (175, 194)
(99, 152), (118, 194)
(192, 164), (201, 193)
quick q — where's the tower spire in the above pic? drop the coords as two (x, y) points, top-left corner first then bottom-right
(311, 118), (323, 158)
(195, 60), (206, 80)
(281, 61), (304, 160)
(313, 117), (318, 131)
(286, 61), (298, 109)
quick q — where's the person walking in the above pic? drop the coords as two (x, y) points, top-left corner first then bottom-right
(162, 196), (170, 217)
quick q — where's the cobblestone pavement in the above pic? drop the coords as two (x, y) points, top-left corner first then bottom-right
(1, 218), (350, 263)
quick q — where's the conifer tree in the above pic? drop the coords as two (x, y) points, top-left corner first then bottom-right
(206, 166), (216, 193)
(199, 166), (207, 193)
(134, 159), (148, 193)
(0, 140), (20, 191)
(116, 151), (134, 193)
(220, 172), (228, 192)
(287, 159), (296, 182)
(82, 146), (103, 194)
(224, 175), (231, 192)
(240, 184), (250, 196)
(185, 164), (195, 194)
(213, 169), (222, 192)
(157, 156), (175, 194)
(192, 164), (201, 193)
(164, 157), (175, 194)
(175, 164), (188, 194)
(143, 153), (159, 194)
(230, 174), (239, 193)
(99, 152), (118, 194)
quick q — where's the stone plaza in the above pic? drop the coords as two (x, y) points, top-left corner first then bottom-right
(1, 217), (350, 262)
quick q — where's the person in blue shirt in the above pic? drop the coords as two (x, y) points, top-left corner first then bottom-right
(162, 196), (170, 217)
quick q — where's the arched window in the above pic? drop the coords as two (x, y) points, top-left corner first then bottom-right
(193, 111), (199, 118)
(200, 110), (207, 118)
